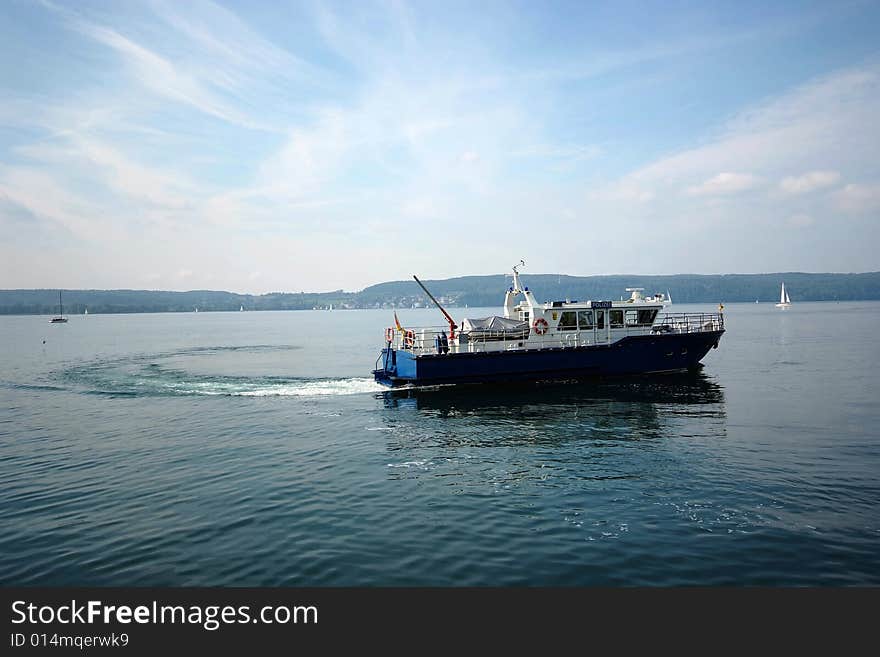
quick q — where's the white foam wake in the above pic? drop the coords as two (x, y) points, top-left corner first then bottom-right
(237, 377), (384, 397)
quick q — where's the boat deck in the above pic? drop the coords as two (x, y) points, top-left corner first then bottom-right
(385, 312), (724, 357)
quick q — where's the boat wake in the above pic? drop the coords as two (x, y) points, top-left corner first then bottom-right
(235, 377), (382, 397)
(48, 346), (384, 398)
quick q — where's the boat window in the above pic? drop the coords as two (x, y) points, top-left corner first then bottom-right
(637, 309), (658, 325)
(610, 309), (624, 328)
(558, 311), (577, 331)
(578, 310), (593, 329)
(595, 310), (605, 329)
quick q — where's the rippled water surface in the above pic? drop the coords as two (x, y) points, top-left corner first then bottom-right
(1, 303), (879, 585)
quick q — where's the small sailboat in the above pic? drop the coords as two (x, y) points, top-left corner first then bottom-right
(240, 305), (244, 312)
(50, 291), (68, 323)
(775, 282), (792, 308)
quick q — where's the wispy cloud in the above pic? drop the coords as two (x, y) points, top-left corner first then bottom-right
(780, 170), (841, 195)
(788, 213), (815, 227)
(687, 173), (763, 197)
(834, 183), (880, 213)
(71, 21), (267, 130)
(2, 2), (879, 290)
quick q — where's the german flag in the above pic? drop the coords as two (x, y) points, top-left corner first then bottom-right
(393, 311), (405, 333)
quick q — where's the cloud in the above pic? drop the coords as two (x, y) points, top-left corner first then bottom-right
(686, 172), (763, 197)
(618, 67), (879, 190)
(780, 170), (840, 195)
(72, 22), (264, 129)
(589, 181), (655, 203)
(3, 3), (879, 290)
(834, 183), (880, 213)
(787, 213), (815, 227)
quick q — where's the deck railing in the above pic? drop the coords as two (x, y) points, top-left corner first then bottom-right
(652, 312), (724, 333)
(384, 312), (724, 355)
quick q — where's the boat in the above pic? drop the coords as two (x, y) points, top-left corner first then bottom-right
(775, 282), (792, 308)
(373, 263), (724, 387)
(50, 291), (68, 323)
(240, 305), (244, 312)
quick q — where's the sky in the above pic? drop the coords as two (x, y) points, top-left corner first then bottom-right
(1, 0), (879, 293)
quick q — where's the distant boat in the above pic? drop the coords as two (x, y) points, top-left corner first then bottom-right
(775, 282), (792, 308)
(240, 305), (244, 312)
(84, 307), (89, 314)
(50, 291), (68, 323)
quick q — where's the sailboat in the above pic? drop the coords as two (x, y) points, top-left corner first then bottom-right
(775, 282), (792, 308)
(50, 291), (68, 323)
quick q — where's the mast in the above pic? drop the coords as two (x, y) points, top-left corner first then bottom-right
(507, 260), (537, 314)
(504, 260), (525, 318)
(59, 290), (63, 317)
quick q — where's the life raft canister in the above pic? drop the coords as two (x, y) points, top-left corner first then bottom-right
(533, 317), (549, 335)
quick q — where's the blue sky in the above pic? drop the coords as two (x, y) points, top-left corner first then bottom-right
(1, 0), (878, 292)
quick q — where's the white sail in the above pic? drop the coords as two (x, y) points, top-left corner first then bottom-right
(776, 282), (792, 307)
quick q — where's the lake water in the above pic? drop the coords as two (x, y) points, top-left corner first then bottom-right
(1, 302), (879, 585)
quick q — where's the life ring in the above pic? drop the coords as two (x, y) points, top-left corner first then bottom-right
(403, 330), (415, 348)
(385, 327), (394, 342)
(533, 317), (549, 335)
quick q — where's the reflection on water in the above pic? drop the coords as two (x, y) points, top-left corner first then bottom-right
(377, 371), (726, 450)
(376, 372), (730, 546)
(382, 370), (724, 409)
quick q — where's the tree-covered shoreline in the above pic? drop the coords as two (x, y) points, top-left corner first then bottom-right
(3, 271), (879, 315)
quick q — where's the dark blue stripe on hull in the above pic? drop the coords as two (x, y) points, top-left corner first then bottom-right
(373, 331), (723, 387)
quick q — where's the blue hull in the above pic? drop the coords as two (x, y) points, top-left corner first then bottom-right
(373, 330), (724, 387)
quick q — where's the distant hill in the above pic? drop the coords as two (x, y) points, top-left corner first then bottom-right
(2, 272), (879, 314)
(0, 289), (347, 315)
(359, 272), (880, 307)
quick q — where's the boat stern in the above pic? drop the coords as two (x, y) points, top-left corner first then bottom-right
(372, 347), (396, 386)
(372, 346), (421, 387)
